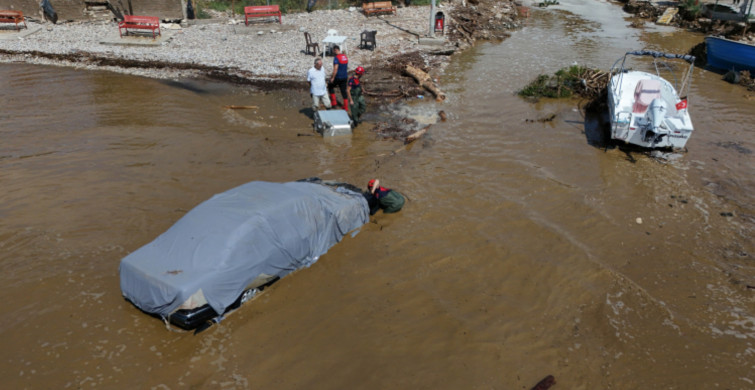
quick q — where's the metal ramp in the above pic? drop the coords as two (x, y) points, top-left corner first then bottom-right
(656, 7), (678, 25)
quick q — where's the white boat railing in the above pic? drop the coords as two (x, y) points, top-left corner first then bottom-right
(608, 50), (695, 106)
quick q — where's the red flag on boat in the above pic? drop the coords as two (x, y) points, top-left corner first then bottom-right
(675, 99), (688, 110)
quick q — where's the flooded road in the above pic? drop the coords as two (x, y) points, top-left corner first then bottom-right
(2, 1), (753, 388)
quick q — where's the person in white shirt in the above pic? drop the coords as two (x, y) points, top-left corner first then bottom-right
(306, 58), (331, 113)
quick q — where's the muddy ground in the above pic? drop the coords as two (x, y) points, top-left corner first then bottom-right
(3, 0), (524, 141)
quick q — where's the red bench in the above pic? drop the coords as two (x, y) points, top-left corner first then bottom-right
(244, 5), (281, 25)
(362, 2), (396, 16)
(0, 10), (27, 31)
(118, 15), (161, 39)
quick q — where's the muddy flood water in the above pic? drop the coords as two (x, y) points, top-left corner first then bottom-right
(2, 1), (754, 389)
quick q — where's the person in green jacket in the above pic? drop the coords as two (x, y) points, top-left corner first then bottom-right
(367, 179), (405, 215)
(347, 66), (367, 125)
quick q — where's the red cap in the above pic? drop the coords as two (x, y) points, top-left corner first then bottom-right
(368, 179), (376, 189)
(355, 66), (365, 75)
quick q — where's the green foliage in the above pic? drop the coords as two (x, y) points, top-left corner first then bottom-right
(408, 0), (434, 6)
(518, 65), (592, 99)
(197, 9), (211, 19)
(206, 1), (229, 11)
(679, 0), (702, 18)
(192, 0), (303, 16)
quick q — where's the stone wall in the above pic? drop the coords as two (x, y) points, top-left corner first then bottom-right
(0, 0), (185, 21)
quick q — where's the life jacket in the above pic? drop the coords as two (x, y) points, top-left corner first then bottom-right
(374, 186), (391, 199)
(349, 76), (362, 95)
(334, 54), (349, 79)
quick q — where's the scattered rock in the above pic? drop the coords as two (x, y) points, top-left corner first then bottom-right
(531, 375), (556, 390)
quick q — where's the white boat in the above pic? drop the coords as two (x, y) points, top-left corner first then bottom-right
(607, 50), (696, 150)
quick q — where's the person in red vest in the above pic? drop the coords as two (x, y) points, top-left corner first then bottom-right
(366, 179), (405, 215)
(328, 46), (349, 112)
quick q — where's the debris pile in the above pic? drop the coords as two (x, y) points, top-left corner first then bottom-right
(372, 116), (424, 141)
(518, 65), (609, 100)
(448, 0), (522, 45)
(621, 0), (755, 42)
(687, 41), (707, 67)
(622, 0), (661, 20)
(737, 70), (755, 91)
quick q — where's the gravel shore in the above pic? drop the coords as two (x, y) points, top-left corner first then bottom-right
(0, 5), (457, 82)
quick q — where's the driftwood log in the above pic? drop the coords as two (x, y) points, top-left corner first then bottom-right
(405, 125), (430, 144)
(224, 105), (259, 109)
(364, 90), (403, 97)
(405, 65), (446, 101)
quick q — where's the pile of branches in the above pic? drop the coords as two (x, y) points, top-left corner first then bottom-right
(448, 0), (520, 44)
(386, 51), (428, 74)
(518, 65), (609, 100)
(361, 51), (431, 103)
(622, 0), (662, 19)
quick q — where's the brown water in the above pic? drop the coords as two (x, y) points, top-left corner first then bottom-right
(2, 3), (754, 389)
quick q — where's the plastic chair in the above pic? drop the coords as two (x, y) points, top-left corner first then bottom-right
(304, 32), (320, 56)
(327, 29), (338, 36)
(360, 30), (377, 51)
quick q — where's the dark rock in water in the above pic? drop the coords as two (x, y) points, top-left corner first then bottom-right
(525, 113), (556, 123)
(688, 41), (707, 67)
(715, 141), (752, 154)
(723, 69), (741, 84)
(531, 375), (556, 390)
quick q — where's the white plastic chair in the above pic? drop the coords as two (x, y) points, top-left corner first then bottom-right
(325, 29), (340, 56)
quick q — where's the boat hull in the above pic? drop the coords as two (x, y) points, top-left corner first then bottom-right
(705, 36), (755, 73)
(608, 70), (694, 150)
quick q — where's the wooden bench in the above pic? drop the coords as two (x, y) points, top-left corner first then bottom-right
(118, 15), (161, 39)
(244, 5), (282, 25)
(0, 10), (27, 31)
(362, 1), (396, 16)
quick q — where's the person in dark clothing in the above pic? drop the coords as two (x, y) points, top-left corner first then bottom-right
(366, 179), (405, 215)
(328, 46), (349, 111)
(347, 66), (367, 124)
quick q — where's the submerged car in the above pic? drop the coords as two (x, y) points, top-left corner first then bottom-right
(119, 179), (369, 330)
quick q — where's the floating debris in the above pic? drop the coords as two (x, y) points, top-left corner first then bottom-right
(525, 113), (556, 123)
(519, 65), (608, 100)
(531, 375), (556, 390)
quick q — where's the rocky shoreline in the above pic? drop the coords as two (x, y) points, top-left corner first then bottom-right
(0, 1), (523, 96)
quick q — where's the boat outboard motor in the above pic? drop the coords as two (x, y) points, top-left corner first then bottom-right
(644, 98), (668, 145)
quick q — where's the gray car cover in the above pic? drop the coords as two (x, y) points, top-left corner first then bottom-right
(119, 181), (369, 318)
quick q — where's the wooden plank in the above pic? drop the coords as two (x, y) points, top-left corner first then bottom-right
(656, 8), (678, 25)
